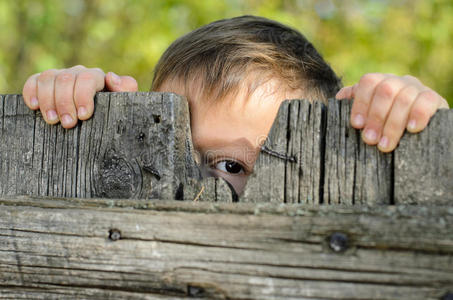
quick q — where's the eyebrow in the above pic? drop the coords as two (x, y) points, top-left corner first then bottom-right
(196, 137), (258, 170)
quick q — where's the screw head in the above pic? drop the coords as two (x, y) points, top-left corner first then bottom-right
(109, 229), (121, 241)
(328, 232), (349, 253)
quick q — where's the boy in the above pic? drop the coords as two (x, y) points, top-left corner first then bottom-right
(21, 16), (449, 194)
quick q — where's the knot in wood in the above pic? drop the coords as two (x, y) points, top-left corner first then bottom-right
(328, 232), (349, 253)
(96, 149), (140, 198)
(108, 229), (121, 241)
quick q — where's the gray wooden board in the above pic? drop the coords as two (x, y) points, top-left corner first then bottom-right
(241, 100), (325, 204)
(0, 92), (205, 200)
(242, 98), (451, 204)
(395, 108), (453, 204)
(0, 196), (453, 299)
(323, 98), (393, 205)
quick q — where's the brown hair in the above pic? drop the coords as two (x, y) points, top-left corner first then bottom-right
(151, 15), (342, 102)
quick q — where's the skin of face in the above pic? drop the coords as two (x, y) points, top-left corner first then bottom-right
(157, 75), (304, 194)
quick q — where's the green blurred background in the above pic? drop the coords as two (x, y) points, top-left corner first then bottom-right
(0, 0), (452, 105)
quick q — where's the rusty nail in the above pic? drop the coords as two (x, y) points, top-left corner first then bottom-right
(109, 229), (121, 241)
(328, 232), (349, 253)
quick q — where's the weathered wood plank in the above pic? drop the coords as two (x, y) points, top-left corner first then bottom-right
(395, 108), (453, 204)
(323, 98), (393, 205)
(241, 100), (325, 204)
(0, 93), (206, 200)
(242, 98), (451, 204)
(0, 195), (453, 299)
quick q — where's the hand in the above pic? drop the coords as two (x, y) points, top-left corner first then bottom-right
(22, 65), (138, 128)
(335, 73), (449, 152)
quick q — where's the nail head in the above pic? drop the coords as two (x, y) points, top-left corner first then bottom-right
(329, 232), (349, 253)
(109, 229), (121, 241)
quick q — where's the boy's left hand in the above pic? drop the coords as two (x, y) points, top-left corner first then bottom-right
(335, 73), (449, 152)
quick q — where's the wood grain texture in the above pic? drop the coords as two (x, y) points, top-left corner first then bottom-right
(323, 98), (393, 205)
(0, 92), (204, 200)
(242, 98), (451, 204)
(395, 108), (453, 204)
(0, 195), (453, 299)
(241, 100), (325, 204)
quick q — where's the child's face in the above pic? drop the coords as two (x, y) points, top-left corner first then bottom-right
(157, 76), (303, 194)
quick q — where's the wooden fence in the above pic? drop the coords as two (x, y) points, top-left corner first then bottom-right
(0, 92), (452, 299)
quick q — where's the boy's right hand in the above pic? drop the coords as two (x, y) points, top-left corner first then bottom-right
(22, 65), (138, 128)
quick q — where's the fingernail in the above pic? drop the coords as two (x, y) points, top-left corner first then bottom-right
(47, 110), (58, 122)
(408, 119), (416, 131)
(353, 114), (365, 127)
(61, 114), (73, 126)
(30, 97), (38, 108)
(110, 72), (121, 85)
(78, 106), (87, 118)
(378, 136), (389, 149)
(364, 129), (377, 142)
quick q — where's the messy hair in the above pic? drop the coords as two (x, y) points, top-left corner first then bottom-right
(151, 15), (342, 102)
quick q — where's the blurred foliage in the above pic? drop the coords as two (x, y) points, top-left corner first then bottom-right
(0, 0), (452, 105)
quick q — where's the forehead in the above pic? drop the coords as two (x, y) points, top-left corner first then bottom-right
(156, 76), (304, 152)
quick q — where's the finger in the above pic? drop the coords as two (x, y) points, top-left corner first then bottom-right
(74, 68), (105, 120)
(350, 73), (387, 129)
(377, 85), (419, 152)
(37, 69), (60, 124)
(54, 71), (78, 128)
(335, 85), (353, 100)
(439, 96), (450, 109)
(105, 72), (138, 92)
(68, 65), (87, 73)
(23, 73), (40, 110)
(362, 76), (406, 145)
(407, 90), (444, 133)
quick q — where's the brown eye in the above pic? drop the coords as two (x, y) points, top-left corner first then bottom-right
(215, 160), (245, 175)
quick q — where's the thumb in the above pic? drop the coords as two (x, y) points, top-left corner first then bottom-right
(105, 71), (138, 92)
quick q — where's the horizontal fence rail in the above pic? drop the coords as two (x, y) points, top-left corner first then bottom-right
(0, 196), (452, 299)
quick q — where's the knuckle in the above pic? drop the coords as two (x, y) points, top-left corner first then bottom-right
(375, 80), (396, 99)
(395, 86), (417, 107)
(70, 65), (86, 71)
(402, 74), (415, 81)
(90, 67), (104, 75)
(419, 90), (439, 103)
(56, 72), (75, 84)
(77, 71), (96, 82)
(359, 73), (382, 86)
(38, 69), (57, 83)
(402, 74), (422, 85)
